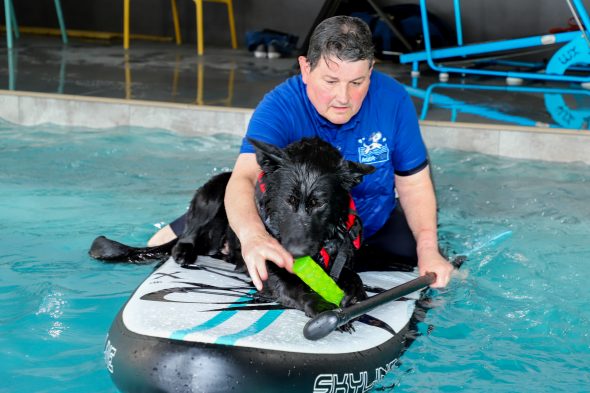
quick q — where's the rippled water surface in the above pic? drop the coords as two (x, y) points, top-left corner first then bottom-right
(382, 148), (590, 392)
(1, 120), (589, 392)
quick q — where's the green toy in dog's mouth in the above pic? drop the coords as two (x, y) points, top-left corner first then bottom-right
(293, 256), (344, 306)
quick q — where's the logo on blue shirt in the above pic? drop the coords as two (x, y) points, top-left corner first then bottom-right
(357, 132), (390, 164)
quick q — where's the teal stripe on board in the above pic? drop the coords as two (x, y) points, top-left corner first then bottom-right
(215, 309), (284, 346)
(170, 292), (255, 340)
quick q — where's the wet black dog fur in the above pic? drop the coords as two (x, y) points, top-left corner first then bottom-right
(90, 137), (375, 318)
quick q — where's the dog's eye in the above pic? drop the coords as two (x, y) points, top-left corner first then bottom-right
(288, 195), (299, 206)
(307, 198), (321, 209)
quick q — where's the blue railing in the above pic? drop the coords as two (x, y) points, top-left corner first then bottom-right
(400, 0), (590, 86)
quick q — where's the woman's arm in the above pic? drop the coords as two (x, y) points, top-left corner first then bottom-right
(395, 167), (453, 288)
(224, 153), (293, 291)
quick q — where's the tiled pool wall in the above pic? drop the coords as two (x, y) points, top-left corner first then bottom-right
(1, 90), (588, 164)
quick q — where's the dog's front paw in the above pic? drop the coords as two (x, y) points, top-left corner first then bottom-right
(338, 269), (368, 308)
(340, 291), (367, 308)
(172, 241), (197, 266)
(304, 297), (336, 319)
(337, 322), (356, 334)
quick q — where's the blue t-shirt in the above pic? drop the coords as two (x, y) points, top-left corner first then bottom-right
(240, 70), (427, 238)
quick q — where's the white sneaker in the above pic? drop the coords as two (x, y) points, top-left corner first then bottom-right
(267, 43), (281, 59)
(254, 44), (267, 58)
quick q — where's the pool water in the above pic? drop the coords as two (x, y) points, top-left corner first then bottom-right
(380, 150), (590, 392)
(1, 119), (589, 392)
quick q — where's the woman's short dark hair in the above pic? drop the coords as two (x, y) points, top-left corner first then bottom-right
(306, 16), (375, 70)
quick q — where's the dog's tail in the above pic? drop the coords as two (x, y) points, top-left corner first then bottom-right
(89, 235), (176, 264)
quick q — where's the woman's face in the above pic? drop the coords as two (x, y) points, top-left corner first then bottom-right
(299, 56), (373, 125)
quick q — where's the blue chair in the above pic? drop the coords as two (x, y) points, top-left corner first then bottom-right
(3, 0), (68, 49)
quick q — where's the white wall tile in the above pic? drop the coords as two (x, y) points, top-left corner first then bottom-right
(0, 94), (21, 124)
(2, 92), (588, 164)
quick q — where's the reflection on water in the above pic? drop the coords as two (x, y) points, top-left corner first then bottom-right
(2, 41), (275, 107)
(405, 81), (590, 130)
(2, 40), (590, 130)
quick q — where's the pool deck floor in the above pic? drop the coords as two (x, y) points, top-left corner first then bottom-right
(1, 35), (589, 164)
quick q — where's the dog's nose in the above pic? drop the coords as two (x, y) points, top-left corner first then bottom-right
(280, 225), (316, 258)
(281, 239), (314, 258)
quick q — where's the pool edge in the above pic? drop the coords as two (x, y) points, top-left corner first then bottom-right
(1, 90), (588, 164)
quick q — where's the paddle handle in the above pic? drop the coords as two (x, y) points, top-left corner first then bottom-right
(303, 272), (436, 341)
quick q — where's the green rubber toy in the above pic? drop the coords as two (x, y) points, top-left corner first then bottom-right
(293, 256), (345, 306)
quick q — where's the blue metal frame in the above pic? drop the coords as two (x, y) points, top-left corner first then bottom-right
(54, 0), (68, 44)
(453, 0), (463, 46)
(3, 0), (68, 49)
(405, 82), (590, 130)
(400, 0), (590, 84)
(4, 0), (13, 49)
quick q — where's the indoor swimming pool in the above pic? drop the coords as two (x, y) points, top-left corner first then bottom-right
(1, 119), (588, 392)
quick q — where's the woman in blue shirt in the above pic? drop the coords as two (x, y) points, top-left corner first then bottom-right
(152, 15), (453, 290)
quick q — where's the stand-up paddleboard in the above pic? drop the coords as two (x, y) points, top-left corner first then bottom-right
(104, 256), (429, 393)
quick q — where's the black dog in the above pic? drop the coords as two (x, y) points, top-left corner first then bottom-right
(90, 138), (375, 318)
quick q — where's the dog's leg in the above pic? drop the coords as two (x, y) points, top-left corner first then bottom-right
(331, 267), (369, 333)
(172, 172), (232, 266)
(225, 229), (247, 272)
(337, 267), (368, 307)
(89, 235), (176, 263)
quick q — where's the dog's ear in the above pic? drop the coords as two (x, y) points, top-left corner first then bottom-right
(248, 138), (287, 174)
(340, 160), (376, 189)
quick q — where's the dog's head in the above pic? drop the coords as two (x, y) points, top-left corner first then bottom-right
(249, 137), (375, 258)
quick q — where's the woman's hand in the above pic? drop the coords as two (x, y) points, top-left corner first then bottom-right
(417, 249), (454, 288)
(240, 230), (293, 291)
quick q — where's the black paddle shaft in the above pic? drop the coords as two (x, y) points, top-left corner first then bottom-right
(303, 272), (436, 341)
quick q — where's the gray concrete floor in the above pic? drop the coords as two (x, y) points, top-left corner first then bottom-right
(1, 35), (589, 131)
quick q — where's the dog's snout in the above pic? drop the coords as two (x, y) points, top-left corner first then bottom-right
(280, 232), (317, 258)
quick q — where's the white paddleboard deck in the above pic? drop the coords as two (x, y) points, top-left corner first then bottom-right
(123, 257), (420, 353)
(106, 256), (427, 393)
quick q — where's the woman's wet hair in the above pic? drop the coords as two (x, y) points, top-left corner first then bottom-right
(306, 16), (375, 70)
